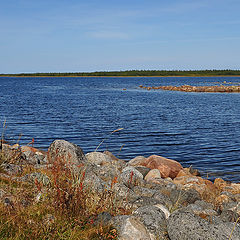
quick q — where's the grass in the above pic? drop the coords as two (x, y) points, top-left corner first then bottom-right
(0, 147), (132, 239)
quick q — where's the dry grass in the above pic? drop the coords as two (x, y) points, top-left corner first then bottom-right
(0, 149), (129, 239)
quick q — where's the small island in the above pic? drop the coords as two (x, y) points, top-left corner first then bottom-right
(139, 84), (240, 93)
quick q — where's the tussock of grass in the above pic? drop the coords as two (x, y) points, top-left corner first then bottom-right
(0, 151), (123, 239)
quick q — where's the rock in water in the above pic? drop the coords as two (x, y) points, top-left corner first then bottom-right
(141, 155), (183, 178)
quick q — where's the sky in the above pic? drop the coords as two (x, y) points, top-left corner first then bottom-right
(0, 0), (240, 73)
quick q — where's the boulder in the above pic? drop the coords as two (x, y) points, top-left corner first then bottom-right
(103, 150), (127, 170)
(144, 169), (161, 182)
(110, 216), (153, 240)
(121, 166), (144, 188)
(83, 171), (111, 193)
(134, 166), (151, 178)
(220, 202), (240, 222)
(128, 156), (146, 167)
(215, 194), (232, 211)
(90, 164), (121, 183)
(170, 188), (201, 208)
(131, 196), (168, 210)
(48, 140), (87, 172)
(85, 152), (112, 166)
(111, 183), (139, 202)
(133, 186), (157, 198)
(176, 169), (193, 178)
(141, 155), (183, 178)
(154, 204), (170, 219)
(184, 200), (218, 220)
(167, 210), (240, 240)
(133, 205), (168, 239)
(214, 178), (228, 191)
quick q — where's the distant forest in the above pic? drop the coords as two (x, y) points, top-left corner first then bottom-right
(1, 70), (240, 77)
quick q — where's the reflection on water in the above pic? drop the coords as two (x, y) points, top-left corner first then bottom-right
(0, 76), (240, 182)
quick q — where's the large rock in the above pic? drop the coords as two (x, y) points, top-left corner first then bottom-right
(144, 169), (161, 182)
(121, 166), (144, 188)
(128, 156), (146, 167)
(141, 155), (183, 178)
(85, 152), (113, 166)
(133, 205), (168, 239)
(167, 210), (240, 240)
(83, 171), (110, 193)
(110, 216), (153, 240)
(90, 164), (121, 183)
(48, 140), (87, 172)
(133, 186), (157, 198)
(184, 200), (218, 219)
(134, 166), (151, 178)
(111, 183), (139, 202)
(170, 188), (201, 208)
(103, 150), (127, 170)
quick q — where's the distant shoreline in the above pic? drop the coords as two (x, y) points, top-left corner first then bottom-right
(1, 75), (240, 78)
(1, 70), (240, 78)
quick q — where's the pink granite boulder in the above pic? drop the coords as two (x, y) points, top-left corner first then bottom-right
(141, 155), (183, 179)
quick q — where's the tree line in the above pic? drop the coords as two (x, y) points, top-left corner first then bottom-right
(1, 70), (240, 77)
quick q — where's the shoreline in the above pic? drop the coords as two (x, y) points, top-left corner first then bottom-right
(1, 75), (240, 78)
(1, 140), (240, 239)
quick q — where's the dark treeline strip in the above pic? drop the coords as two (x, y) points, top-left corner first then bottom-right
(1, 70), (240, 77)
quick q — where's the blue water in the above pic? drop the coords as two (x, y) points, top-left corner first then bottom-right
(0, 76), (240, 182)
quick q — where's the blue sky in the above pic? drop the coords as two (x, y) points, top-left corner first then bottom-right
(0, 0), (240, 73)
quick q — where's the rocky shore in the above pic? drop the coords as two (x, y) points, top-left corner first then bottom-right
(139, 85), (240, 92)
(1, 140), (240, 239)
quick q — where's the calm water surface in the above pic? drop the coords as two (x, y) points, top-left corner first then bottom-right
(0, 76), (240, 182)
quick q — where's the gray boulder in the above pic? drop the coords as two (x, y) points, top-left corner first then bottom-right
(134, 166), (151, 178)
(170, 188), (201, 208)
(133, 205), (168, 239)
(183, 200), (218, 219)
(110, 215), (153, 240)
(112, 183), (139, 202)
(167, 210), (240, 240)
(90, 164), (121, 183)
(128, 156), (146, 167)
(133, 186), (157, 198)
(103, 150), (127, 170)
(132, 186), (172, 209)
(83, 171), (111, 193)
(85, 152), (113, 166)
(220, 202), (240, 223)
(48, 140), (87, 172)
(121, 166), (144, 188)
